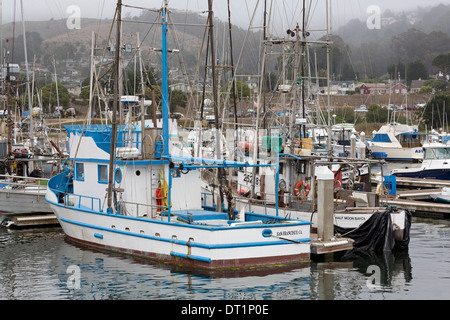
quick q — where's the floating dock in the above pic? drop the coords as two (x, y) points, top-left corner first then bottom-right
(380, 180), (450, 216)
(395, 177), (450, 189)
(0, 212), (59, 228)
(382, 196), (450, 216)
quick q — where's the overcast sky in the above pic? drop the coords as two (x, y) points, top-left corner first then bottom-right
(2, 0), (449, 31)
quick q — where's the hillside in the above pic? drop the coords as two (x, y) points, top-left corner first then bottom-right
(3, 3), (450, 85)
(4, 10), (263, 77)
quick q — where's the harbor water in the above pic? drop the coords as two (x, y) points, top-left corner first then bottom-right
(0, 215), (448, 300)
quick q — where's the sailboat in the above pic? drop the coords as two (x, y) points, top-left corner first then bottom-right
(45, 1), (311, 271)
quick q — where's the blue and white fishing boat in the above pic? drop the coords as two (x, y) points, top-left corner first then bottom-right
(391, 142), (450, 180)
(45, 1), (311, 271)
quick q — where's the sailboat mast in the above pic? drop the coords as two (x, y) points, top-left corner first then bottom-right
(326, 0), (332, 154)
(301, 0), (306, 141)
(107, 0), (122, 212)
(5, 46), (12, 174)
(20, 0), (33, 147)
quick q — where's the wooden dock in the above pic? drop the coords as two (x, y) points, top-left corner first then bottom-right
(395, 177), (450, 189)
(382, 198), (450, 215)
(0, 212), (59, 228)
(379, 186), (450, 216)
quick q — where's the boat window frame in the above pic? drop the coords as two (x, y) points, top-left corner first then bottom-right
(98, 164), (108, 184)
(75, 162), (85, 181)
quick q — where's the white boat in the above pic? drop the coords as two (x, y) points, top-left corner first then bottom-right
(0, 175), (50, 214)
(45, 2), (311, 271)
(368, 122), (426, 161)
(220, 153), (410, 246)
(331, 123), (368, 158)
(391, 142), (450, 180)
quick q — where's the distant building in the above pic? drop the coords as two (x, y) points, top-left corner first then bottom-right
(324, 81), (356, 95)
(0, 64), (20, 80)
(410, 79), (426, 94)
(360, 82), (407, 95)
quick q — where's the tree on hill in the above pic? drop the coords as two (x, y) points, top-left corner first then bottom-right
(432, 53), (450, 77)
(39, 82), (71, 112)
(221, 80), (250, 100)
(366, 104), (389, 123)
(422, 94), (450, 129)
(406, 60), (429, 85)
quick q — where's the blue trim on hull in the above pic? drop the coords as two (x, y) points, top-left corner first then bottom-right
(170, 251), (212, 263)
(58, 217), (311, 250)
(393, 169), (450, 180)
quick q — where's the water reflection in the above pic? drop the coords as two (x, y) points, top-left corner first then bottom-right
(0, 219), (447, 300)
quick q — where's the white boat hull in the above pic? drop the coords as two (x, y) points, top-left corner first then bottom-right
(47, 200), (311, 270)
(0, 188), (51, 213)
(235, 200), (407, 239)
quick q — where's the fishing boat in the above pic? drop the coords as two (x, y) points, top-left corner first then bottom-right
(228, 153), (410, 247)
(45, 1), (311, 271)
(331, 123), (368, 158)
(206, 0), (411, 251)
(367, 122), (426, 161)
(391, 142), (450, 180)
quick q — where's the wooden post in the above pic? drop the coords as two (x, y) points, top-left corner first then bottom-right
(316, 166), (334, 241)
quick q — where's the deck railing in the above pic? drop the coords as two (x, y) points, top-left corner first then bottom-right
(0, 174), (49, 198)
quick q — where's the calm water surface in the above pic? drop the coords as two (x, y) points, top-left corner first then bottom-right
(0, 216), (448, 300)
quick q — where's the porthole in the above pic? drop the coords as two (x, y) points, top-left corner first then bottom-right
(114, 168), (122, 183)
(136, 170), (141, 176)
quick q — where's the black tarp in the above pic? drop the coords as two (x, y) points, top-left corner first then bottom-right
(334, 209), (412, 252)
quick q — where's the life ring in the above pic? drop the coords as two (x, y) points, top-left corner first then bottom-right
(294, 181), (310, 198)
(238, 189), (247, 196)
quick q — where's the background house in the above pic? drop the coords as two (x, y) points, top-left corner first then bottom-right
(360, 82), (407, 94)
(410, 79), (426, 93)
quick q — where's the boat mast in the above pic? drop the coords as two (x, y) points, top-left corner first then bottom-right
(301, 0), (306, 142)
(250, 0), (272, 201)
(161, 0), (170, 157)
(107, 0), (122, 212)
(5, 43), (12, 174)
(20, 0), (33, 149)
(326, 0), (332, 155)
(207, 0), (228, 212)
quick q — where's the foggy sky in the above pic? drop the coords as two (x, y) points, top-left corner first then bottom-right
(2, 0), (449, 31)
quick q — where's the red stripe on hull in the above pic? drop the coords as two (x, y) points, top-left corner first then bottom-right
(65, 235), (310, 271)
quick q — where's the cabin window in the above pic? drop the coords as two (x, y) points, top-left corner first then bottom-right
(426, 147), (450, 160)
(76, 163), (84, 181)
(98, 165), (108, 184)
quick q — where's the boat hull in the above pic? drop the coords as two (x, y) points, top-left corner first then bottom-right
(0, 189), (51, 213)
(235, 200), (407, 240)
(370, 145), (423, 161)
(48, 202), (311, 271)
(393, 168), (450, 180)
